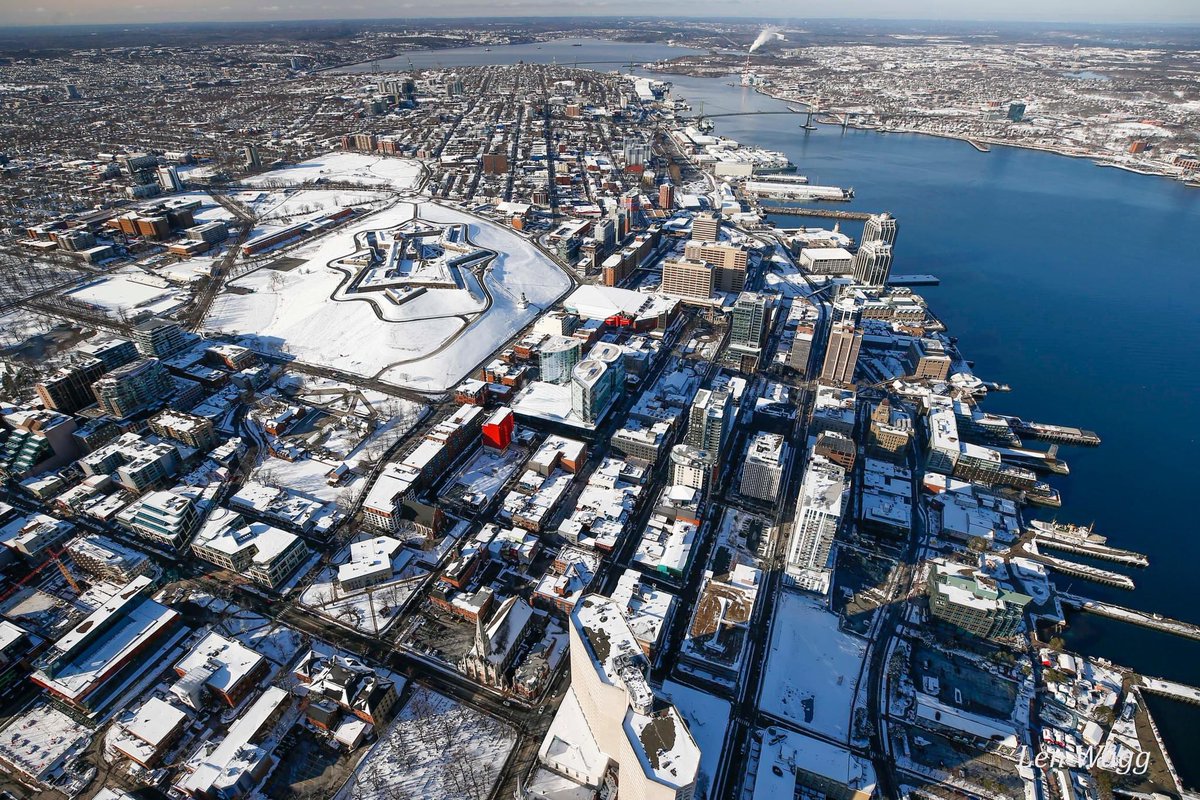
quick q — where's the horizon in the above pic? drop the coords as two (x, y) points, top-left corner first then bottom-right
(2, 4), (1199, 28)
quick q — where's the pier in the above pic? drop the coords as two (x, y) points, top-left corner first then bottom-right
(994, 444), (1070, 475)
(757, 205), (873, 220)
(887, 274), (940, 286)
(1060, 594), (1200, 641)
(1028, 521), (1149, 567)
(1140, 676), (1200, 706)
(1017, 541), (1135, 589)
(1004, 416), (1102, 446)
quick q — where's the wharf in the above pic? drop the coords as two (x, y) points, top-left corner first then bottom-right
(757, 205), (873, 220)
(994, 444), (1069, 475)
(1003, 416), (1102, 446)
(1140, 676), (1200, 706)
(1060, 594), (1200, 641)
(1028, 521), (1148, 567)
(1017, 541), (1134, 589)
(887, 274), (940, 286)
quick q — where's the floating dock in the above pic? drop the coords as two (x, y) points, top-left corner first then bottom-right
(1060, 594), (1200, 641)
(887, 274), (940, 286)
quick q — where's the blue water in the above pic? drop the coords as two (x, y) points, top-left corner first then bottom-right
(338, 39), (1200, 779)
(665, 73), (1200, 624)
(667, 74), (1200, 784)
(335, 37), (705, 72)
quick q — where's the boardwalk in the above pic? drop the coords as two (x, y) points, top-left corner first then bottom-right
(1060, 594), (1200, 642)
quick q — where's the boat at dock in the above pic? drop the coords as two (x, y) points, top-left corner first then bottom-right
(1001, 416), (1102, 447)
(744, 179), (853, 202)
(1028, 520), (1149, 567)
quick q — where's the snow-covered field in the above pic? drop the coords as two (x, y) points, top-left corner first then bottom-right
(242, 152), (425, 192)
(205, 198), (571, 392)
(759, 591), (867, 744)
(176, 190), (237, 225)
(343, 686), (516, 800)
(63, 270), (186, 316)
(299, 541), (429, 635)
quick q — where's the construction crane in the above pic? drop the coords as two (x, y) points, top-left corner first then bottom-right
(0, 545), (83, 606)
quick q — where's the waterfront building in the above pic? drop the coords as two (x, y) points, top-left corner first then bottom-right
(799, 247), (853, 275)
(820, 323), (862, 387)
(862, 212), (898, 247)
(740, 432), (788, 502)
(906, 337), (952, 381)
(852, 240), (893, 288)
(927, 559), (1031, 639)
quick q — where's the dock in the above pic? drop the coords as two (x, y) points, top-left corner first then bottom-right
(1140, 676), (1200, 706)
(757, 205), (873, 220)
(1018, 541), (1134, 589)
(994, 444), (1069, 475)
(1028, 521), (1149, 567)
(887, 274), (940, 286)
(1060, 594), (1200, 641)
(967, 140), (991, 153)
(1004, 416), (1102, 447)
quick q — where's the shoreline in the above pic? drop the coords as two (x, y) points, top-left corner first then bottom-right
(667, 74), (1195, 185)
(748, 84), (1193, 183)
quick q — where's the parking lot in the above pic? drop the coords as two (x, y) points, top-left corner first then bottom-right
(264, 727), (363, 800)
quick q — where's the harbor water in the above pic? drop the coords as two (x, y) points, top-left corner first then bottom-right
(339, 38), (1200, 780)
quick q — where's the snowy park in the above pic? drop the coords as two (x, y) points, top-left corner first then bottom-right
(204, 156), (572, 393)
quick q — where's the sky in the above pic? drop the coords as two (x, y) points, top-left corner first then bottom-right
(1, 0), (1197, 27)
